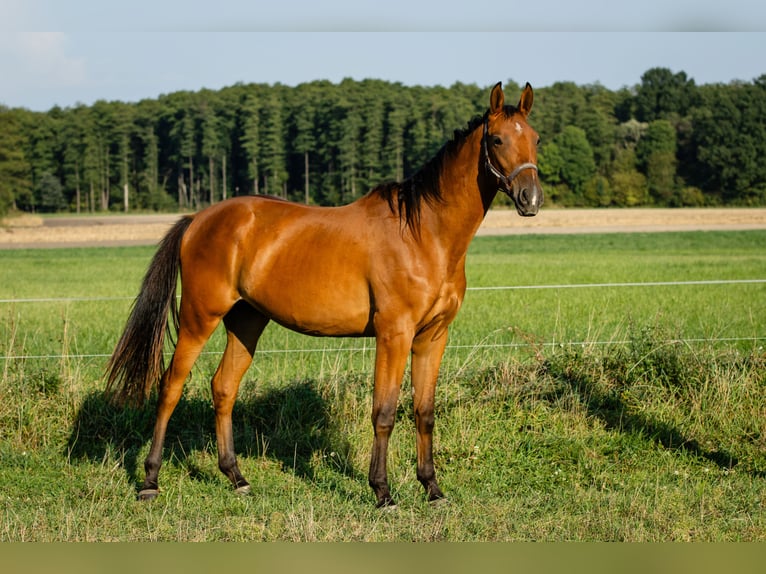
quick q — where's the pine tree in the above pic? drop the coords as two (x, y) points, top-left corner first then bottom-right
(0, 108), (32, 214)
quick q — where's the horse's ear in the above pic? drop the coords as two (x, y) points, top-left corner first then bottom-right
(517, 82), (534, 117)
(489, 82), (504, 113)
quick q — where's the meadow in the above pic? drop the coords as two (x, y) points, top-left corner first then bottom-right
(0, 230), (764, 541)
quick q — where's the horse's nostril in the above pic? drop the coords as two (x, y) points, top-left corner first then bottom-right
(520, 188), (529, 206)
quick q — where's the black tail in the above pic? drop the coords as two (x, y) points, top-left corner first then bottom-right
(105, 216), (194, 407)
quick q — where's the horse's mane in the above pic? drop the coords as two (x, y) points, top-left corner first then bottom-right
(373, 105), (517, 234)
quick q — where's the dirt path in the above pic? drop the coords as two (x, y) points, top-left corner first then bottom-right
(2, 208), (766, 249)
(478, 207), (766, 235)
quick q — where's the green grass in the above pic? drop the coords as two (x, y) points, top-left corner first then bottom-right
(0, 231), (765, 541)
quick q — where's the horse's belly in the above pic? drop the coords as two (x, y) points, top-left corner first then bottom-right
(241, 272), (373, 337)
(235, 207), (381, 336)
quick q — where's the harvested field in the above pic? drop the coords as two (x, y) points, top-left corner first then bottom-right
(2, 207), (766, 248)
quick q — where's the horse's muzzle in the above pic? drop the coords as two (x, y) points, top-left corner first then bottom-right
(511, 183), (543, 217)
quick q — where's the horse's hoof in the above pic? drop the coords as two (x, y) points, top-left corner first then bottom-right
(234, 484), (251, 496)
(376, 497), (397, 511)
(429, 496), (449, 507)
(137, 488), (159, 501)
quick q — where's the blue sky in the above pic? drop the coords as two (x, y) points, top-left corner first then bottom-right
(2, 1), (765, 111)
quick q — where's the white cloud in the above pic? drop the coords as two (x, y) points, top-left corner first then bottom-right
(0, 32), (87, 95)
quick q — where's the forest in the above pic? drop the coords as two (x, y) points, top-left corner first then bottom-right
(1, 67), (765, 216)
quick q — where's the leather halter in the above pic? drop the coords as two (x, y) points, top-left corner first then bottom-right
(482, 116), (538, 196)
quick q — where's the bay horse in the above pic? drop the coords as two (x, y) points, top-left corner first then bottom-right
(106, 81), (543, 507)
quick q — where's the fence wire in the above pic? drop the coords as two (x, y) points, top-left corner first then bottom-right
(1, 338), (764, 363)
(1, 278), (763, 362)
(1, 278), (765, 304)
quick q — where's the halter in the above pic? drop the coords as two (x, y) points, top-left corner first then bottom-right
(482, 116), (538, 196)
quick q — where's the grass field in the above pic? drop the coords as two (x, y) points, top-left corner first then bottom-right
(0, 230), (765, 541)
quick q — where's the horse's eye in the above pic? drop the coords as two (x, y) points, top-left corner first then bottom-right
(536, 137), (541, 147)
(493, 136), (503, 147)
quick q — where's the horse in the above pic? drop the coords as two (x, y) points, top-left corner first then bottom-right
(105, 81), (543, 508)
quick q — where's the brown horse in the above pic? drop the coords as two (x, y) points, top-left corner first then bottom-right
(106, 81), (543, 507)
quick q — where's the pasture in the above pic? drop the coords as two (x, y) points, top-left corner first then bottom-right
(1, 230), (765, 541)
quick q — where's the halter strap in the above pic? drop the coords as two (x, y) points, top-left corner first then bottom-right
(482, 116), (538, 194)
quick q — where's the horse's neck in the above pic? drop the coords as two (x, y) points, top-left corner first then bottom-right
(423, 129), (496, 255)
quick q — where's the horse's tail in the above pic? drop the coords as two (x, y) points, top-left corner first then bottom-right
(105, 215), (194, 407)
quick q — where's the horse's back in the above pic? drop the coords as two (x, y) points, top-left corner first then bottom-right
(177, 194), (460, 338)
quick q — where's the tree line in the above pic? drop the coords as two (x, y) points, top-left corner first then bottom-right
(1, 68), (765, 217)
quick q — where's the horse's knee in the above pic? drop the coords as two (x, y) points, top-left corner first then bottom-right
(415, 406), (435, 434)
(371, 404), (397, 435)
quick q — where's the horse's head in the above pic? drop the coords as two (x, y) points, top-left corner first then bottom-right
(483, 82), (543, 216)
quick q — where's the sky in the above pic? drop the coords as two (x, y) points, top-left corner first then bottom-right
(2, 0), (766, 112)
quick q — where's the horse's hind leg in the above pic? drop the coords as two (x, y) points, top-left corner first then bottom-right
(139, 302), (223, 500)
(211, 301), (269, 494)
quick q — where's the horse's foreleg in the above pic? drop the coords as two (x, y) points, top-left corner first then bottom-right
(211, 302), (269, 494)
(140, 310), (222, 500)
(369, 326), (412, 508)
(411, 327), (449, 502)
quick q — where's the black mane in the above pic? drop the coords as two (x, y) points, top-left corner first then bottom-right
(373, 105), (518, 233)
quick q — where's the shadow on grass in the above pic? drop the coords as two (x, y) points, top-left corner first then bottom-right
(541, 360), (757, 474)
(66, 379), (362, 495)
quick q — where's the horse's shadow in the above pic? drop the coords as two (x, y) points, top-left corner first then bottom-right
(66, 379), (361, 495)
(543, 364), (747, 473)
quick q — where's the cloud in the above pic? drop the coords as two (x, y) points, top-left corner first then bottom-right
(2, 33), (86, 86)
